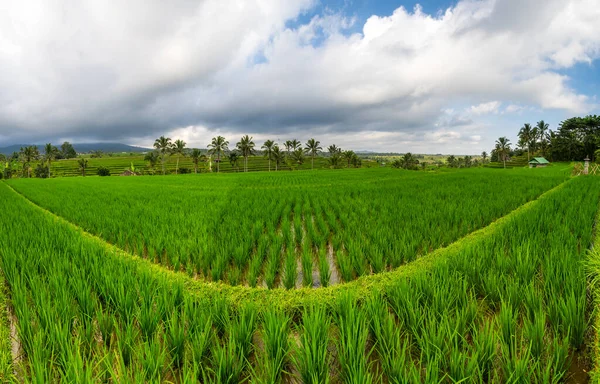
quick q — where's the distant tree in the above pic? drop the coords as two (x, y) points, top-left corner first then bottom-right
(291, 139), (301, 151)
(400, 153), (419, 170)
(328, 152), (342, 168)
(536, 120), (550, 157)
(61, 142), (77, 159)
(446, 155), (458, 168)
(90, 150), (103, 158)
(271, 146), (285, 171)
(144, 151), (160, 171)
(291, 148), (305, 166)
(236, 135), (256, 172)
(342, 150), (355, 167)
(43, 143), (58, 177)
(20, 145), (40, 178)
(261, 140), (275, 171)
(284, 140), (293, 154)
(463, 155), (473, 168)
(351, 154), (362, 168)
(228, 151), (241, 172)
(518, 123), (533, 162)
(78, 158), (89, 177)
(34, 163), (50, 178)
(190, 149), (205, 174)
(327, 144), (341, 155)
(97, 166), (111, 176)
(154, 136), (173, 175)
(0, 154), (5, 163)
(495, 137), (511, 168)
(208, 136), (229, 173)
(172, 139), (187, 175)
(304, 139), (322, 170)
(481, 151), (488, 163)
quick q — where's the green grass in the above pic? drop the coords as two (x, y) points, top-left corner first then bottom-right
(7, 167), (568, 288)
(20, 154), (341, 177)
(1, 167), (599, 381)
(0, 274), (13, 382)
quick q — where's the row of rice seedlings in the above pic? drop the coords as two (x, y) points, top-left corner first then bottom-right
(335, 293), (374, 383)
(253, 309), (292, 383)
(294, 306), (331, 384)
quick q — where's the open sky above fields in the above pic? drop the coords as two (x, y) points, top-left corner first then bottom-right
(0, 0), (599, 154)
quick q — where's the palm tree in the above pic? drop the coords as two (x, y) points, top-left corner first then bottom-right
(481, 151), (488, 163)
(78, 158), (88, 177)
(518, 124), (533, 162)
(261, 140), (275, 171)
(172, 139), (186, 175)
(495, 137), (511, 168)
(208, 136), (229, 173)
(400, 153), (418, 169)
(236, 135), (256, 172)
(291, 139), (301, 151)
(328, 152), (342, 168)
(190, 149), (205, 174)
(43, 143), (58, 177)
(536, 120), (550, 156)
(228, 151), (241, 172)
(327, 144), (341, 155)
(271, 146), (285, 171)
(342, 150), (355, 167)
(20, 146), (40, 178)
(154, 136), (173, 175)
(144, 152), (159, 171)
(291, 149), (305, 165)
(284, 140), (293, 154)
(304, 139), (322, 170)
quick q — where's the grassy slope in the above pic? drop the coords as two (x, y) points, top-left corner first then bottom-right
(32, 155), (374, 177)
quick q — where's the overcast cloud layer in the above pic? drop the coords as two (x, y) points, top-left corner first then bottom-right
(1, 0), (599, 153)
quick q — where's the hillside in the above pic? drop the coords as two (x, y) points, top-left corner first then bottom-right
(0, 142), (151, 155)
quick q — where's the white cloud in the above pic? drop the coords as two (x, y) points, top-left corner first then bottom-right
(1, 0), (599, 154)
(468, 102), (501, 116)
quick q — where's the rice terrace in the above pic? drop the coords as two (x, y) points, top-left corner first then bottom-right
(1, 151), (600, 383)
(2, 0), (600, 383)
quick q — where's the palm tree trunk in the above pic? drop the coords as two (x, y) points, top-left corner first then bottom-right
(217, 153), (220, 173)
(268, 158), (271, 171)
(194, 163), (197, 174)
(162, 156), (166, 175)
(527, 149), (530, 162)
(312, 155), (314, 170)
(176, 156), (179, 175)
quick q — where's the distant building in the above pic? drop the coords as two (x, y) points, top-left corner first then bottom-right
(529, 157), (550, 168)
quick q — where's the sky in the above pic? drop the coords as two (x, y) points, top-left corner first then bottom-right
(0, 0), (599, 154)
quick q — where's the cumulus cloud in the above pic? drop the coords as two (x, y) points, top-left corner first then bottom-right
(0, 0), (599, 153)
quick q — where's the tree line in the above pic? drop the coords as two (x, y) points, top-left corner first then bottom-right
(147, 135), (361, 175)
(490, 115), (600, 168)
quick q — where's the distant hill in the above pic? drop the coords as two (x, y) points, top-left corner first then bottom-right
(0, 142), (151, 155)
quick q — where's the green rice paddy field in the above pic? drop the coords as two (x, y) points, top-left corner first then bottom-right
(2, 166), (600, 383)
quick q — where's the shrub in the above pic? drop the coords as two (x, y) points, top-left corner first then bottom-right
(97, 167), (111, 177)
(34, 164), (50, 179)
(178, 167), (191, 174)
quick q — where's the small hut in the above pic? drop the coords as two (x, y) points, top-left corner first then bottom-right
(529, 157), (550, 168)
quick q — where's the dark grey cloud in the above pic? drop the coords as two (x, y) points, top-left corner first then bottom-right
(0, 0), (598, 154)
